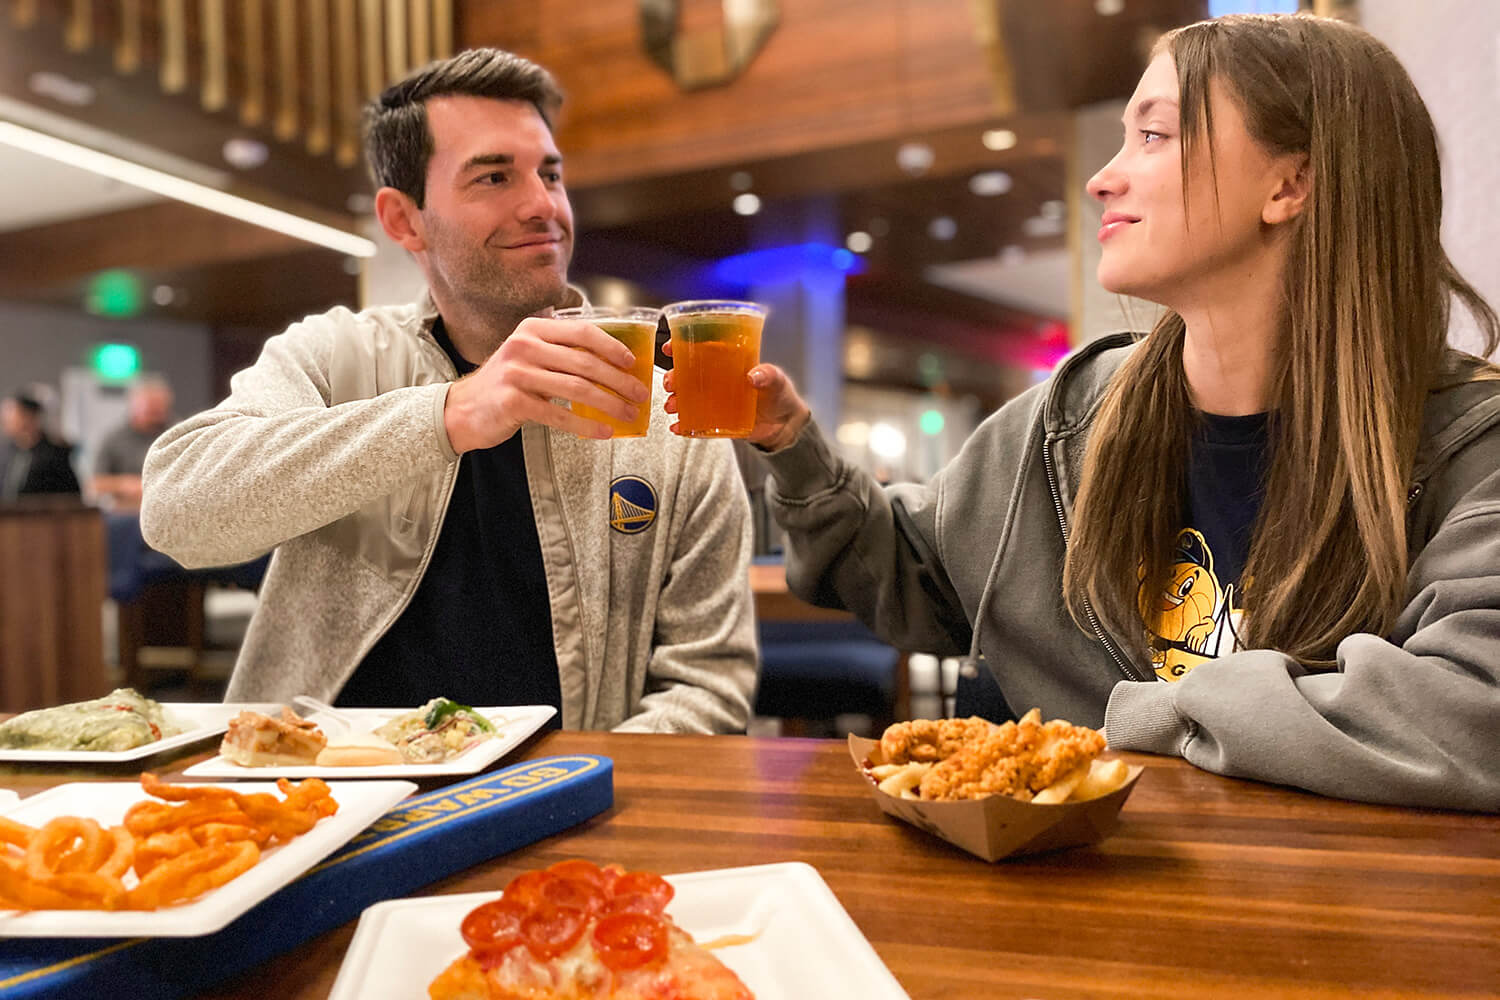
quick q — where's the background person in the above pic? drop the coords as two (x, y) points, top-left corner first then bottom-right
(92, 376), (175, 510)
(0, 390), (80, 501)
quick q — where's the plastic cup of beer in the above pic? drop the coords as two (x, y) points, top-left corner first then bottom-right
(554, 305), (660, 438)
(662, 300), (767, 438)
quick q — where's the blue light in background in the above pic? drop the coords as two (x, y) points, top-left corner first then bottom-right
(710, 242), (864, 288)
(1208, 0), (1298, 15)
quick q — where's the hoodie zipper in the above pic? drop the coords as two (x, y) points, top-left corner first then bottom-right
(1042, 437), (1153, 683)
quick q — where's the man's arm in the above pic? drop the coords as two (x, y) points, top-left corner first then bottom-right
(140, 314), (457, 568)
(615, 439), (758, 734)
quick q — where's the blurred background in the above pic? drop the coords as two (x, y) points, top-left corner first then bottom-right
(1, 0), (1494, 727)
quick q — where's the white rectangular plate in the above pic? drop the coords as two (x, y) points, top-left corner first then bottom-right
(0, 778), (415, 937)
(328, 861), (910, 1000)
(0, 702), (283, 763)
(182, 705), (556, 779)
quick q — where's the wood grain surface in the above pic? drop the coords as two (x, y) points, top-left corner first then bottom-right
(3, 730), (1496, 998)
(0, 501), (107, 713)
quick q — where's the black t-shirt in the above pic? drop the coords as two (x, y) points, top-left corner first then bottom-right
(336, 319), (562, 716)
(1143, 410), (1270, 681)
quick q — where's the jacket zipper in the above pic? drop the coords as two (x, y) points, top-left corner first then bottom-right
(1042, 437), (1152, 683)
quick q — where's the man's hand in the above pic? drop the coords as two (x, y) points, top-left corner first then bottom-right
(660, 341), (811, 451)
(442, 317), (651, 454)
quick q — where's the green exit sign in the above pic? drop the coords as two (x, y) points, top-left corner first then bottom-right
(92, 343), (141, 381)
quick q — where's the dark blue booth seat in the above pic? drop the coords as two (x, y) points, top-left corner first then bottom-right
(753, 619), (902, 730)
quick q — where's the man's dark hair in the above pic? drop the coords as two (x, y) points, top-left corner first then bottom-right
(363, 48), (563, 210)
(7, 392), (41, 416)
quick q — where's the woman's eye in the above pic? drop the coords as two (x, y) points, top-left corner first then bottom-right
(1141, 130), (1166, 145)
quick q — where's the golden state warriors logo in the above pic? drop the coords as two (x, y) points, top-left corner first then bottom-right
(609, 476), (657, 535)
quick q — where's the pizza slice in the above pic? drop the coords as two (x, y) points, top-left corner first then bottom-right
(429, 860), (753, 1000)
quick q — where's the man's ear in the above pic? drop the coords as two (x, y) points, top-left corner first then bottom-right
(374, 187), (426, 251)
(1263, 153), (1312, 226)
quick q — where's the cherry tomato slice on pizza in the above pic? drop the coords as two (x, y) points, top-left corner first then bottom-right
(501, 870), (555, 909)
(602, 891), (662, 918)
(541, 874), (606, 915)
(593, 912), (669, 972)
(609, 871), (674, 912)
(461, 898), (526, 955)
(547, 858), (605, 889)
(520, 903), (589, 959)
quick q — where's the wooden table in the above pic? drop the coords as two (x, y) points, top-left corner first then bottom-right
(3, 732), (1497, 998)
(749, 560), (856, 624)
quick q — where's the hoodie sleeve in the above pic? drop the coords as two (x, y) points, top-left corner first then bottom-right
(140, 312), (457, 568)
(1105, 464), (1500, 812)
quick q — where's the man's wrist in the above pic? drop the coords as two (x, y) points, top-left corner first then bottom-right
(442, 380), (475, 455)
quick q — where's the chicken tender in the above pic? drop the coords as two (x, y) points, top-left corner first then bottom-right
(878, 716), (998, 764)
(876, 709), (1106, 802)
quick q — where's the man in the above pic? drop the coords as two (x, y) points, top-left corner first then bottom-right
(1, 391), (80, 501)
(140, 49), (757, 732)
(92, 376), (174, 510)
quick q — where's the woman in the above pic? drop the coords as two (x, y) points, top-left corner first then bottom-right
(667, 14), (1500, 810)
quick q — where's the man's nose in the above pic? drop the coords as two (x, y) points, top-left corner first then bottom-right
(515, 173), (557, 221)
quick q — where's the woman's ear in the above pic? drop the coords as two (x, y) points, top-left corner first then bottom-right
(374, 187), (427, 252)
(1263, 153), (1312, 226)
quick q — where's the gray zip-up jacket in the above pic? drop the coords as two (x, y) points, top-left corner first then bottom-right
(764, 333), (1500, 810)
(140, 294), (757, 734)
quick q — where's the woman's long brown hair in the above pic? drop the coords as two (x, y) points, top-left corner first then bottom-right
(1063, 14), (1500, 668)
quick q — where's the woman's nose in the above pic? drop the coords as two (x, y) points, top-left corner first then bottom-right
(1086, 151), (1127, 203)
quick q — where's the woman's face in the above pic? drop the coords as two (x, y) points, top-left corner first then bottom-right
(1086, 52), (1298, 308)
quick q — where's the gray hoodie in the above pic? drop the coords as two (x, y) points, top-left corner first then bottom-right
(141, 295), (757, 734)
(764, 333), (1500, 811)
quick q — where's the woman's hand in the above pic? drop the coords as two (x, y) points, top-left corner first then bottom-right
(661, 341), (812, 451)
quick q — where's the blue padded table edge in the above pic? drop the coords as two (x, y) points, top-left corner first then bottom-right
(0, 753), (614, 1000)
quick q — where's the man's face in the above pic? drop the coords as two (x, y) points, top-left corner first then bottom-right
(130, 385), (172, 430)
(0, 400), (36, 444)
(414, 96), (575, 320)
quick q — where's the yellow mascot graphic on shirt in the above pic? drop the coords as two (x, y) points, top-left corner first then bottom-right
(1141, 529), (1242, 681)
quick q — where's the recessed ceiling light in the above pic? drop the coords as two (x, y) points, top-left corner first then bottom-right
(1095, 0), (1125, 15)
(897, 142), (935, 176)
(1040, 199), (1067, 220)
(346, 192), (374, 214)
(845, 231), (873, 253)
(969, 171), (1013, 196)
(729, 170), (753, 192)
(28, 71), (95, 107)
(1024, 215), (1065, 237)
(733, 193), (762, 216)
(222, 137), (269, 170)
(151, 285), (175, 306)
(981, 128), (1017, 151)
(928, 216), (957, 241)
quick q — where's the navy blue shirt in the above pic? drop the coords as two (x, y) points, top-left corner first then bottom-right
(337, 319), (562, 715)
(1143, 410), (1271, 680)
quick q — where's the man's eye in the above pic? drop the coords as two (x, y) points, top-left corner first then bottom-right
(478, 171), (508, 185)
(541, 170), (563, 183)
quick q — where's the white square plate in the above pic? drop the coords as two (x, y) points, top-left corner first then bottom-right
(327, 861), (910, 1000)
(0, 702), (282, 763)
(0, 778), (415, 937)
(182, 705), (556, 779)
